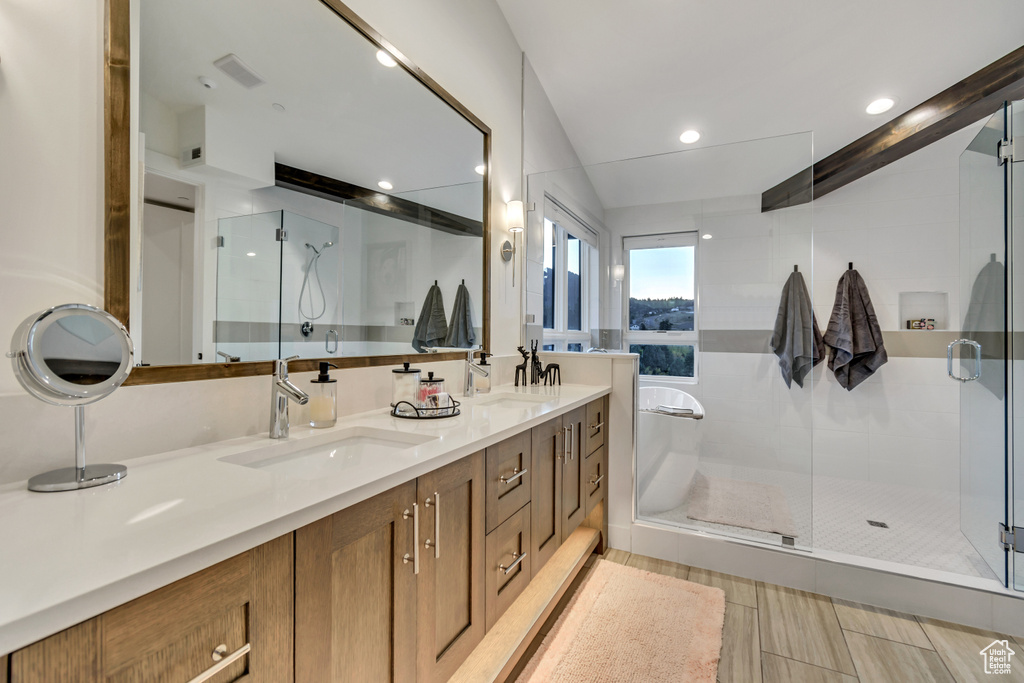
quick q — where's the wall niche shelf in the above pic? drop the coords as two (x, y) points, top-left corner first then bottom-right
(898, 291), (949, 330)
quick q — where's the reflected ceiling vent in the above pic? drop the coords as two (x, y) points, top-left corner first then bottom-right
(213, 53), (266, 89)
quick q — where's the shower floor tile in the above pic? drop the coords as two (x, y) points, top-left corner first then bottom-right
(644, 463), (998, 581)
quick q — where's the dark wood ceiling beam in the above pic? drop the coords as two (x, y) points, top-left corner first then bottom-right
(276, 163), (483, 238)
(762, 44), (1024, 212)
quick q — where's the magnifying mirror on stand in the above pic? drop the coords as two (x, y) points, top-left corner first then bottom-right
(9, 304), (134, 492)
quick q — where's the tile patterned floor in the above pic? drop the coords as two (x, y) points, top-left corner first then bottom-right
(576, 549), (1024, 683)
(644, 462), (998, 580)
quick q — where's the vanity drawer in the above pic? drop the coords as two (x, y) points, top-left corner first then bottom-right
(484, 503), (532, 631)
(485, 431), (532, 534)
(10, 535), (293, 683)
(585, 397), (607, 456)
(584, 444), (607, 518)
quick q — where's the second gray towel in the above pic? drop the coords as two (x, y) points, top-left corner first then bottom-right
(770, 271), (824, 388)
(444, 282), (476, 348)
(823, 269), (887, 390)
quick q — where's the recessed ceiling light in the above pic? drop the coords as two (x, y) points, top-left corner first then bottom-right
(378, 180), (393, 190)
(866, 97), (895, 115)
(272, 103), (286, 112)
(701, 234), (712, 240)
(475, 164), (486, 176)
(679, 130), (701, 144)
(376, 50), (398, 68)
(246, 252), (256, 257)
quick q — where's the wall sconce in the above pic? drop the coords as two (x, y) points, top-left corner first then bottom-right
(612, 264), (625, 284)
(505, 200), (525, 286)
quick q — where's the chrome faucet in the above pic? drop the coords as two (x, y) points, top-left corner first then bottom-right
(465, 348), (489, 396)
(270, 355), (309, 439)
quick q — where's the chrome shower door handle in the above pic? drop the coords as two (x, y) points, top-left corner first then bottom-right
(947, 339), (982, 382)
(326, 329), (338, 354)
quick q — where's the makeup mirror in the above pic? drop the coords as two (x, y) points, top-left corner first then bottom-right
(10, 304), (134, 491)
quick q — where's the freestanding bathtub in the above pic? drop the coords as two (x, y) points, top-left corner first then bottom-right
(635, 386), (705, 516)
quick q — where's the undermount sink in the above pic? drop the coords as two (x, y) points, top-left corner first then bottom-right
(219, 427), (436, 480)
(472, 392), (557, 407)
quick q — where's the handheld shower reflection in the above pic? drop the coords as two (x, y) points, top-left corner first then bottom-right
(299, 241), (335, 330)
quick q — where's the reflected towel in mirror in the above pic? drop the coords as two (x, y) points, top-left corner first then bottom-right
(412, 284), (448, 352)
(443, 282), (476, 348)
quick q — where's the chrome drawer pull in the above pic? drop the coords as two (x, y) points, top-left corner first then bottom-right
(499, 467), (528, 485)
(498, 551), (527, 575)
(188, 642), (251, 683)
(406, 503), (419, 574)
(589, 421), (604, 430)
(590, 474), (604, 486)
(424, 493), (440, 558)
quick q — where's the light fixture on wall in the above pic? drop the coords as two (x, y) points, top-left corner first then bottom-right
(505, 200), (525, 286)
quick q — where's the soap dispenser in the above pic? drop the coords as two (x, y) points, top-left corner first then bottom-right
(309, 362), (339, 428)
(476, 353), (492, 394)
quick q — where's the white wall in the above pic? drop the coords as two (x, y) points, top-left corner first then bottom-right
(0, 0), (526, 486)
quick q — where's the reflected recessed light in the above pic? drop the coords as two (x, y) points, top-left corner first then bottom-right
(246, 252), (256, 256)
(378, 180), (393, 190)
(866, 97), (895, 115)
(475, 164), (486, 176)
(701, 234), (712, 240)
(679, 130), (701, 144)
(376, 50), (398, 68)
(272, 102), (286, 112)
(198, 76), (217, 90)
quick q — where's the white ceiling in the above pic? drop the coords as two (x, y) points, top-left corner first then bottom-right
(140, 0), (484, 204)
(497, 0), (1024, 172)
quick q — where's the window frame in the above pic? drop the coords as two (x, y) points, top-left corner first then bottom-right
(542, 203), (597, 352)
(622, 231), (699, 381)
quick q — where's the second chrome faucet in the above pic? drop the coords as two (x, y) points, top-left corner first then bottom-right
(270, 356), (309, 439)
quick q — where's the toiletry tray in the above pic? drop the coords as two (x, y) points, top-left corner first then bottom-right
(390, 399), (461, 419)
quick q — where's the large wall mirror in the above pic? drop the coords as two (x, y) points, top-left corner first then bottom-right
(105, 0), (490, 383)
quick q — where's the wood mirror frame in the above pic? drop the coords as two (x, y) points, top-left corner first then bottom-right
(103, 0), (491, 386)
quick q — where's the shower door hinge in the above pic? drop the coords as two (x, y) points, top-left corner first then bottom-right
(215, 236), (225, 248)
(998, 139), (1014, 164)
(276, 228), (288, 242)
(1000, 523), (1022, 552)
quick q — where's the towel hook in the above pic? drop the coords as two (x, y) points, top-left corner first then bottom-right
(793, 265), (798, 272)
(991, 253), (997, 262)
(848, 262), (853, 271)
(434, 280), (438, 286)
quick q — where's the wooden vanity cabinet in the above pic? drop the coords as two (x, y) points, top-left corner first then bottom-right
(294, 452), (486, 683)
(295, 480), (418, 683)
(560, 406), (587, 541)
(9, 534), (293, 683)
(530, 416), (564, 575)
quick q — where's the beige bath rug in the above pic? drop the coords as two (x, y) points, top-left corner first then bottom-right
(516, 559), (725, 683)
(687, 471), (798, 537)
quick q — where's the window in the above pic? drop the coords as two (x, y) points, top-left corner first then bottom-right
(543, 206), (597, 351)
(623, 233), (697, 379)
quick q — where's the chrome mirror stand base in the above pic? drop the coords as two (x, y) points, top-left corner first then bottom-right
(27, 405), (127, 492)
(28, 464), (127, 493)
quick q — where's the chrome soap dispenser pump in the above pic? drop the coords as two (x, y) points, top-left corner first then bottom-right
(309, 361), (339, 428)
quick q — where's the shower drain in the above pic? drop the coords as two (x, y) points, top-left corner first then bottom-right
(867, 520), (889, 528)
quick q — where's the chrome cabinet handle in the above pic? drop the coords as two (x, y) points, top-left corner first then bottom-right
(947, 339), (982, 382)
(187, 643), (251, 683)
(589, 421), (604, 431)
(500, 467), (528, 485)
(590, 474), (604, 486)
(403, 505), (419, 574)
(424, 493), (440, 558)
(498, 551), (527, 575)
(570, 423), (575, 460)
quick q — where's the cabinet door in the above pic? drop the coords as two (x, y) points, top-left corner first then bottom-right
(561, 406), (587, 541)
(295, 481), (417, 683)
(530, 416), (563, 575)
(417, 452), (486, 683)
(11, 535), (293, 683)
(585, 397), (607, 456)
(485, 430), (532, 533)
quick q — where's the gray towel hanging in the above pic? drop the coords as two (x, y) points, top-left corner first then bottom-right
(770, 271), (824, 388)
(412, 283), (448, 352)
(823, 269), (887, 390)
(443, 281), (476, 348)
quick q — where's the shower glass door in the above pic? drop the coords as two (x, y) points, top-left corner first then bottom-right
(958, 104), (1010, 586)
(1012, 99), (1023, 592)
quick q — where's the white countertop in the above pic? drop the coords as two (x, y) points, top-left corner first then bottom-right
(0, 383), (609, 655)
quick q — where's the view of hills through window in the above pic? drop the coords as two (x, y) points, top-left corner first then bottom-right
(628, 246), (694, 331)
